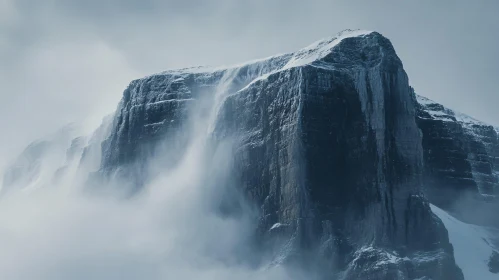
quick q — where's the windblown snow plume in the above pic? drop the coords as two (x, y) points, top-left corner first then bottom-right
(0, 74), (313, 280)
(3, 29), (498, 280)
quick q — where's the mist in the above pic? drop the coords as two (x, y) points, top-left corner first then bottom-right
(1, 1), (499, 279)
(2, 0), (499, 165)
(0, 75), (316, 280)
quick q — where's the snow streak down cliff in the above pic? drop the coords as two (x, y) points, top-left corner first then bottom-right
(93, 30), (463, 279)
(417, 95), (499, 197)
(11, 30), (499, 279)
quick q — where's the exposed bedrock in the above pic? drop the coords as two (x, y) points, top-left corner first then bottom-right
(96, 31), (463, 279)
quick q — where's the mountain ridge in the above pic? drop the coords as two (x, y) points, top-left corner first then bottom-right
(4, 29), (499, 279)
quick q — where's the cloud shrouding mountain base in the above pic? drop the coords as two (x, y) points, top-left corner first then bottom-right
(0, 82), (315, 280)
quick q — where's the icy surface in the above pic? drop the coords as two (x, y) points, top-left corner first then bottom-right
(282, 29), (372, 69)
(353, 246), (410, 268)
(147, 29), (373, 94)
(240, 29), (372, 92)
(98, 29), (465, 279)
(431, 204), (498, 280)
(5, 29), (477, 279)
(269, 223), (286, 231)
(417, 95), (494, 128)
(156, 29), (372, 77)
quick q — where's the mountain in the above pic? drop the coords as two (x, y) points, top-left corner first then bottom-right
(416, 95), (499, 223)
(3, 30), (498, 279)
(417, 94), (499, 199)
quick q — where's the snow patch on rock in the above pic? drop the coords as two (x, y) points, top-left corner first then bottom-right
(282, 29), (372, 70)
(417, 95), (490, 128)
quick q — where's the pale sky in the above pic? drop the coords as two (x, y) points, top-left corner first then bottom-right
(1, 0), (498, 163)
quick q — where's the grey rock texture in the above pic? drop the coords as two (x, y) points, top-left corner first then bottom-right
(416, 95), (499, 227)
(9, 30), (495, 279)
(98, 30), (463, 279)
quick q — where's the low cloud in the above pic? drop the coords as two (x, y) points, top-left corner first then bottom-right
(0, 84), (313, 280)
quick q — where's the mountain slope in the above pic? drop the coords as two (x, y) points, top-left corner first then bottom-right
(431, 204), (499, 280)
(7, 30), (499, 279)
(417, 95), (499, 198)
(416, 95), (499, 228)
(92, 30), (463, 279)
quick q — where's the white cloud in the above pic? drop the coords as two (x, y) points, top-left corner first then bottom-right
(0, 40), (138, 162)
(0, 105), (305, 280)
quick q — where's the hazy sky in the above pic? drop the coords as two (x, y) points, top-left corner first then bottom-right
(1, 0), (498, 162)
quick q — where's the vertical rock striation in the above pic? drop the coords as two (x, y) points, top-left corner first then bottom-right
(4, 30), (476, 279)
(95, 30), (464, 279)
(212, 31), (462, 279)
(416, 95), (499, 227)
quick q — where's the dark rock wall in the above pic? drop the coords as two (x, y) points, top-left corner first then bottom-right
(212, 33), (462, 279)
(416, 94), (499, 227)
(4, 31), (473, 279)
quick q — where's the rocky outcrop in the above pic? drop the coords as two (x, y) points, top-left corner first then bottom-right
(5, 30), (484, 279)
(416, 95), (499, 227)
(99, 55), (291, 188)
(97, 30), (463, 279)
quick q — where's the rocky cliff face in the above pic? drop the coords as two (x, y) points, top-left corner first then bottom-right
(8, 30), (497, 279)
(416, 95), (499, 227)
(95, 30), (463, 279)
(99, 53), (292, 189)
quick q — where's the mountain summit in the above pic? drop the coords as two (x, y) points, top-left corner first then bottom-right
(4, 30), (498, 280)
(99, 29), (465, 279)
